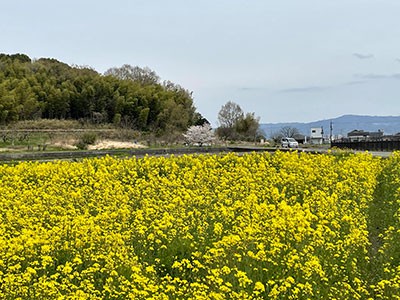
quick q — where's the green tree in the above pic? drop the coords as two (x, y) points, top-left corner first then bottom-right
(192, 112), (210, 126)
(0, 52), (206, 133)
(138, 108), (150, 129)
(235, 112), (261, 141)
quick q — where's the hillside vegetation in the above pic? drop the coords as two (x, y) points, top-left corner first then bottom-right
(0, 53), (205, 135)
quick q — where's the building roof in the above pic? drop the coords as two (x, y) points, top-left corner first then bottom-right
(347, 129), (383, 137)
(347, 130), (368, 137)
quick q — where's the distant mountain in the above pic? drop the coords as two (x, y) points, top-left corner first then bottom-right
(260, 115), (400, 138)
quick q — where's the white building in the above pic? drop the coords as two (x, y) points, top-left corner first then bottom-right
(310, 127), (324, 144)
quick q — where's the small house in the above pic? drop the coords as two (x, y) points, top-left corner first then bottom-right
(310, 127), (324, 144)
(347, 130), (383, 141)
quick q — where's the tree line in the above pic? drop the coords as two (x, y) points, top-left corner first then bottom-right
(0, 53), (207, 134)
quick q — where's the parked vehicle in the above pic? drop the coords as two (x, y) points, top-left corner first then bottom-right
(281, 137), (299, 148)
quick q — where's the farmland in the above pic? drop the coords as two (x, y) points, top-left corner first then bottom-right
(0, 151), (399, 299)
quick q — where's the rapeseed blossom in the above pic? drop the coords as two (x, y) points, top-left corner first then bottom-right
(0, 151), (398, 298)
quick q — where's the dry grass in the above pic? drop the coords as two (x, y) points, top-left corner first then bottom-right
(5, 119), (83, 130)
(88, 140), (146, 150)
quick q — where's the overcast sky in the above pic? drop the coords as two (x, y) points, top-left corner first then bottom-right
(1, 0), (400, 125)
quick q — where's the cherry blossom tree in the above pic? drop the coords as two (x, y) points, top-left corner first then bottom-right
(183, 123), (214, 146)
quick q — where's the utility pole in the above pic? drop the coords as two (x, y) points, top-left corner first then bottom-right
(321, 126), (324, 144)
(330, 121), (333, 142)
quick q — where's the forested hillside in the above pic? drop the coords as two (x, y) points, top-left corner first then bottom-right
(0, 53), (206, 134)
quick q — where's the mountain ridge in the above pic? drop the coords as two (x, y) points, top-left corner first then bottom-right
(260, 115), (400, 138)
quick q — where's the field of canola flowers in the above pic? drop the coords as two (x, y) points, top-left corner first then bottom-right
(0, 151), (399, 299)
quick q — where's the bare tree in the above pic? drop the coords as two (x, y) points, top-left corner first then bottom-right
(216, 101), (262, 141)
(271, 126), (301, 143)
(216, 101), (244, 140)
(104, 64), (160, 85)
(217, 101), (244, 129)
(279, 126), (301, 138)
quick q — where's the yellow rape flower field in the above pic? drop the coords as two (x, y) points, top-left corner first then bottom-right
(0, 151), (400, 299)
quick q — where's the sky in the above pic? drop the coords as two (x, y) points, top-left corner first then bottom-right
(1, 0), (400, 125)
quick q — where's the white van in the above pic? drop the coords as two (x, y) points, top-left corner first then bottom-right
(281, 137), (299, 148)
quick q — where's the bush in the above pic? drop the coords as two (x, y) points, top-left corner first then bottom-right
(75, 132), (97, 149)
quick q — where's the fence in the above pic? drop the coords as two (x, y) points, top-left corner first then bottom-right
(331, 140), (400, 151)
